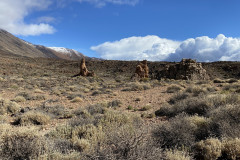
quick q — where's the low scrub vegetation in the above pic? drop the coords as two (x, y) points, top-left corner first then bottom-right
(1, 56), (240, 159)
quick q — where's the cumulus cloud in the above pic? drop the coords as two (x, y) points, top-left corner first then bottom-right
(0, 0), (55, 36)
(91, 34), (240, 62)
(76, 0), (139, 7)
(91, 35), (181, 61)
(168, 34), (240, 62)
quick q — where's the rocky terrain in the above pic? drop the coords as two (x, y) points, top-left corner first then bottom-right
(0, 31), (240, 159)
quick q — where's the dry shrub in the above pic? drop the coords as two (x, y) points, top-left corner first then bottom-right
(98, 110), (134, 129)
(213, 78), (225, 83)
(0, 99), (20, 115)
(166, 85), (183, 93)
(34, 88), (44, 93)
(87, 103), (107, 115)
(13, 96), (26, 102)
(169, 92), (190, 104)
(48, 124), (104, 153)
(153, 114), (196, 148)
(122, 82), (151, 91)
(223, 84), (240, 93)
(226, 78), (238, 83)
(206, 94), (240, 108)
(195, 80), (210, 85)
(39, 104), (73, 119)
(194, 138), (222, 160)
(0, 127), (47, 160)
(72, 124), (104, 152)
(0, 123), (12, 137)
(16, 92), (45, 101)
(85, 124), (162, 160)
(45, 151), (81, 160)
(73, 139), (90, 152)
(155, 103), (173, 117)
(107, 100), (122, 108)
(14, 111), (51, 125)
(222, 138), (240, 160)
(47, 125), (73, 140)
(139, 105), (151, 111)
(208, 104), (240, 138)
(71, 96), (83, 103)
(185, 86), (207, 96)
(164, 149), (192, 160)
(51, 138), (75, 154)
(153, 114), (215, 149)
(17, 92), (32, 100)
(186, 115), (213, 141)
(156, 96), (211, 117)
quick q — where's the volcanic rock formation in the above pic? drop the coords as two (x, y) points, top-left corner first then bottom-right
(158, 59), (209, 80)
(134, 60), (149, 79)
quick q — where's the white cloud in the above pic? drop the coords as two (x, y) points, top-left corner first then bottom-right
(168, 34), (240, 62)
(91, 35), (181, 61)
(76, 0), (139, 7)
(91, 34), (240, 62)
(0, 0), (55, 36)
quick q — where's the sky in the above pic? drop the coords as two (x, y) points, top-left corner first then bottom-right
(1, 0), (240, 61)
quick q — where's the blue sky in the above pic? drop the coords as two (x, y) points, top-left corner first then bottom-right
(1, 0), (240, 61)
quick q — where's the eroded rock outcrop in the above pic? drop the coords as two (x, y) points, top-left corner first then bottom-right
(73, 57), (95, 77)
(158, 59), (209, 80)
(133, 60), (149, 79)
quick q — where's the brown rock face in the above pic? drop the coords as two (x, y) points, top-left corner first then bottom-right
(159, 59), (209, 80)
(134, 60), (149, 78)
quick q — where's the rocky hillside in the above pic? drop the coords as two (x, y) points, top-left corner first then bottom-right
(0, 29), (86, 60)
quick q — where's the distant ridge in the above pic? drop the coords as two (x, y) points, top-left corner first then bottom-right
(0, 29), (97, 61)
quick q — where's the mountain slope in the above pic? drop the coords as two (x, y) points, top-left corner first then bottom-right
(0, 29), (47, 58)
(0, 29), (86, 60)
